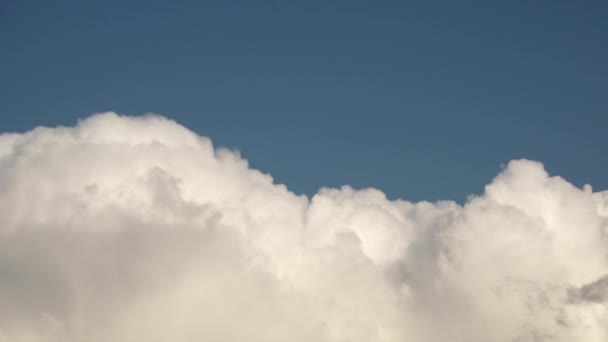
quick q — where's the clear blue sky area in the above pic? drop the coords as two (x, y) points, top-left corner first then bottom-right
(1, 0), (606, 202)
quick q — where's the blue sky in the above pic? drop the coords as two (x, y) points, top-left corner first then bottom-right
(1, 0), (606, 202)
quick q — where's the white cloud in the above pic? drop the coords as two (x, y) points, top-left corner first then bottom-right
(0, 112), (606, 341)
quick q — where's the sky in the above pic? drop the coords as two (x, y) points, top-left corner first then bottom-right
(1, 0), (607, 201)
(1, 3), (608, 339)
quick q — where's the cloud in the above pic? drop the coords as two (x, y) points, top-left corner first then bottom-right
(0, 112), (606, 341)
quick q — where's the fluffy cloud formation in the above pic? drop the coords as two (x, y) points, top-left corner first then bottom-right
(0, 112), (606, 342)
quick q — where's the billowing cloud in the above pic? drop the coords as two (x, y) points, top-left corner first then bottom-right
(0, 112), (606, 341)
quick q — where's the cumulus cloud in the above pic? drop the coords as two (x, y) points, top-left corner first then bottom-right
(0, 112), (606, 341)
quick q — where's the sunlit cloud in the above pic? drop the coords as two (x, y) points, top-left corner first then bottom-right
(0, 113), (606, 341)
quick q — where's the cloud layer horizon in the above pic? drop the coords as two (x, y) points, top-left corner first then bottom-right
(0, 113), (606, 341)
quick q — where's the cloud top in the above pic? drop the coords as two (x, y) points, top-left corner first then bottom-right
(0, 112), (606, 341)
